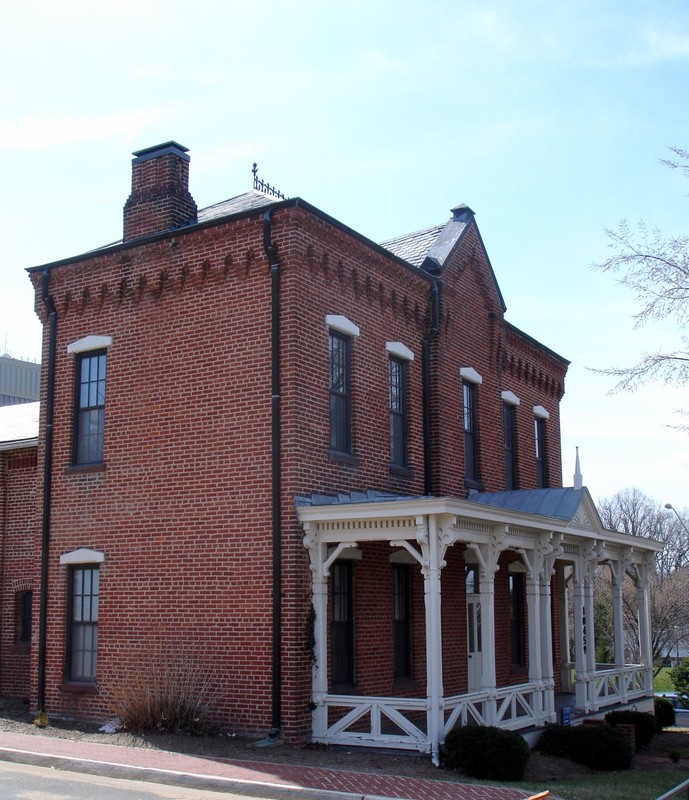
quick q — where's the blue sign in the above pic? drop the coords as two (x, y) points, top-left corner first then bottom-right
(561, 707), (571, 727)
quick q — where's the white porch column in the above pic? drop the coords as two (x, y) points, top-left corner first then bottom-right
(610, 560), (627, 703)
(518, 549), (543, 724)
(303, 524), (329, 738)
(468, 526), (508, 726)
(635, 558), (654, 692)
(558, 564), (573, 692)
(572, 567), (589, 712)
(303, 527), (360, 739)
(584, 558), (598, 710)
(424, 515), (443, 765)
(540, 537), (562, 725)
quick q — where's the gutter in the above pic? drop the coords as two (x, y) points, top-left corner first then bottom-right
(262, 209), (283, 738)
(37, 270), (57, 712)
(422, 278), (440, 495)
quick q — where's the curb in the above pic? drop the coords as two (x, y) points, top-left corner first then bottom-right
(0, 746), (409, 800)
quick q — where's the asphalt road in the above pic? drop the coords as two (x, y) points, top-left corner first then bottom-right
(0, 761), (270, 800)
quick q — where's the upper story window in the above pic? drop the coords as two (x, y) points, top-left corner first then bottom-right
(533, 405), (550, 489)
(386, 342), (414, 470)
(501, 391), (520, 491)
(326, 316), (359, 456)
(68, 335), (112, 467)
(460, 367), (482, 486)
(75, 352), (107, 464)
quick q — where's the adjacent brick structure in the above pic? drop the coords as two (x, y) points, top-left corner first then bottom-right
(5, 143), (574, 744)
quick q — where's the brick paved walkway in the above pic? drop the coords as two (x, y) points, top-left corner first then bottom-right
(0, 730), (542, 800)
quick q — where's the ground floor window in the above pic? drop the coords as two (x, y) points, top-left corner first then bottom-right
(15, 590), (32, 645)
(68, 566), (99, 682)
(509, 573), (526, 669)
(393, 564), (412, 679)
(331, 560), (354, 688)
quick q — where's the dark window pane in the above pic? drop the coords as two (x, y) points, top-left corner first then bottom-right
(504, 403), (516, 490)
(393, 564), (411, 678)
(329, 332), (351, 453)
(389, 357), (407, 467)
(331, 561), (353, 687)
(75, 351), (106, 465)
(510, 573), (525, 668)
(69, 566), (99, 682)
(535, 417), (547, 488)
(463, 382), (478, 481)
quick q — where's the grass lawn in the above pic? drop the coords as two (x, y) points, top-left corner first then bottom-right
(532, 772), (684, 800)
(655, 667), (675, 693)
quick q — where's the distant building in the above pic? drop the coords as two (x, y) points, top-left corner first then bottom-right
(0, 355), (40, 406)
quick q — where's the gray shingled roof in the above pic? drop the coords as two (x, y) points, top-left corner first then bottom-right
(198, 190), (277, 224)
(380, 224), (445, 268)
(466, 488), (587, 521)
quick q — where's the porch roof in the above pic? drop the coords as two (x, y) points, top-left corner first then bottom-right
(296, 487), (663, 555)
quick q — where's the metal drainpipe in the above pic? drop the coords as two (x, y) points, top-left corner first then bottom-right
(422, 278), (440, 496)
(37, 269), (57, 713)
(263, 209), (282, 737)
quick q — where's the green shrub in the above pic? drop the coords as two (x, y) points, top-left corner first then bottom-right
(538, 724), (633, 771)
(443, 725), (530, 781)
(654, 697), (676, 730)
(605, 710), (657, 748)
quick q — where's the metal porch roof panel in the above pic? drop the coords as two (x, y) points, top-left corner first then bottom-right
(465, 488), (586, 521)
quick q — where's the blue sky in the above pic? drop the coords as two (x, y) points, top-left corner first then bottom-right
(2, 0), (688, 509)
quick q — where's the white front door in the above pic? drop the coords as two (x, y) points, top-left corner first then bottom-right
(467, 595), (482, 692)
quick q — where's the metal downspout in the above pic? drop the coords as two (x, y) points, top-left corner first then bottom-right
(263, 210), (282, 737)
(422, 279), (440, 495)
(37, 269), (57, 712)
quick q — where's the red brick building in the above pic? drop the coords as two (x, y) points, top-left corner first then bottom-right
(1, 142), (659, 760)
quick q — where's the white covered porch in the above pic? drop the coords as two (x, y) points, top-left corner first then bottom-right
(297, 488), (662, 763)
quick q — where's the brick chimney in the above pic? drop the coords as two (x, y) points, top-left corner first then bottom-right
(123, 141), (198, 241)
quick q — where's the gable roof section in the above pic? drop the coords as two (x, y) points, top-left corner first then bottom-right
(380, 204), (506, 312)
(0, 401), (39, 451)
(380, 224), (445, 268)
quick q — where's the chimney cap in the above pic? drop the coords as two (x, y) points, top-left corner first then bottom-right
(132, 141), (190, 164)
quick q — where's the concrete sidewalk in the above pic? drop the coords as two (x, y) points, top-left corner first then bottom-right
(0, 730), (544, 800)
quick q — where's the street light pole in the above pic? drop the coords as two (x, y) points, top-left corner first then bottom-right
(665, 503), (689, 539)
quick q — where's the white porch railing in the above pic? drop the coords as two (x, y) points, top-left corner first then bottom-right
(314, 682), (543, 753)
(312, 694), (431, 753)
(593, 664), (648, 708)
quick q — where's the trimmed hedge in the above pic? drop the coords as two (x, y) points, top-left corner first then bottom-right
(604, 710), (657, 748)
(538, 724), (633, 771)
(654, 697), (676, 731)
(443, 725), (530, 781)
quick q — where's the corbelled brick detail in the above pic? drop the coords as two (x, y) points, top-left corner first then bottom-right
(123, 142), (198, 241)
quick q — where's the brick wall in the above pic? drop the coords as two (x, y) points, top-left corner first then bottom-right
(0, 448), (37, 699)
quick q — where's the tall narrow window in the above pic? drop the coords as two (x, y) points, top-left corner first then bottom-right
(329, 332), (352, 454)
(389, 357), (407, 467)
(331, 561), (354, 687)
(463, 381), (479, 482)
(503, 402), (517, 490)
(68, 566), (99, 682)
(392, 564), (412, 679)
(75, 351), (106, 464)
(534, 417), (547, 488)
(15, 590), (32, 645)
(509, 573), (526, 669)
